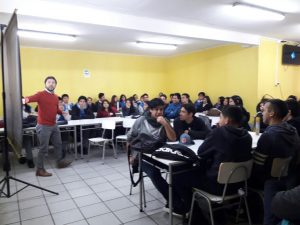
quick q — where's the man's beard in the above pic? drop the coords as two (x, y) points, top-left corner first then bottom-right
(46, 86), (54, 92)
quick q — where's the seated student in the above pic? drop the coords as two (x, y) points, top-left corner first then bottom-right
(61, 94), (73, 112)
(271, 185), (300, 225)
(285, 99), (300, 136)
(87, 97), (96, 112)
(71, 96), (94, 153)
(181, 93), (193, 105)
(119, 94), (126, 109)
(214, 96), (225, 111)
(254, 98), (269, 133)
(94, 92), (105, 112)
(194, 91), (205, 111)
(196, 95), (213, 113)
(164, 93), (182, 119)
(158, 106), (252, 215)
(287, 95), (297, 101)
(169, 93), (174, 104)
(250, 99), (300, 225)
(160, 94), (168, 109)
(174, 104), (210, 140)
(127, 98), (176, 208)
(284, 99), (300, 187)
(229, 95), (251, 130)
(223, 97), (230, 108)
(97, 100), (116, 118)
(137, 93), (149, 115)
(122, 99), (139, 117)
(57, 99), (71, 158)
(22, 103), (36, 168)
(110, 95), (119, 112)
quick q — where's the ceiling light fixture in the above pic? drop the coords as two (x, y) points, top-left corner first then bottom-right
(136, 41), (177, 50)
(232, 2), (285, 21)
(18, 29), (76, 42)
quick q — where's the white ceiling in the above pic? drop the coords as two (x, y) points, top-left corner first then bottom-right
(0, 0), (300, 56)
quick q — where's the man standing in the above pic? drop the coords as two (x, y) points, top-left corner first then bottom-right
(24, 76), (72, 177)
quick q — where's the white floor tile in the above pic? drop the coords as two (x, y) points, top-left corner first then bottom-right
(0, 202), (18, 214)
(73, 194), (101, 207)
(52, 208), (84, 225)
(105, 196), (134, 211)
(48, 199), (77, 214)
(87, 212), (121, 225)
(19, 197), (46, 210)
(96, 189), (123, 201)
(21, 215), (54, 225)
(114, 205), (147, 223)
(0, 210), (20, 225)
(124, 217), (158, 225)
(20, 204), (50, 221)
(64, 180), (88, 191)
(79, 202), (110, 218)
(68, 187), (94, 198)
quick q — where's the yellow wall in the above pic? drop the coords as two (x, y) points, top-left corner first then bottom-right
(166, 45), (259, 116)
(257, 38), (300, 100)
(1, 39), (299, 119)
(20, 48), (167, 104)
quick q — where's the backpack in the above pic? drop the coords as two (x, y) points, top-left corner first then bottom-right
(152, 144), (200, 164)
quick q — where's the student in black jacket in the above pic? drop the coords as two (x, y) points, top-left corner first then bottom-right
(250, 99), (300, 225)
(285, 99), (300, 136)
(271, 185), (300, 224)
(174, 104), (210, 140)
(229, 95), (251, 130)
(71, 96), (94, 153)
(196, 96), (213, 113)
(171, 106), (252, 215)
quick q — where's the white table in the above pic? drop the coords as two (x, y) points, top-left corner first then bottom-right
(67, 117), (135, 159)
(140, 132), (261, 225)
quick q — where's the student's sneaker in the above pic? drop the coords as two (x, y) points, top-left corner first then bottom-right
(163, 205), (189, 218)
(27, 159), (35, 168)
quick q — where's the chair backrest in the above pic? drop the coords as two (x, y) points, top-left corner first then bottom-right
(101, 120), (116, 130)
(197, 115), (212, 130)
(271, 157), (292, 178)
(217, 159), (253, 184)
(123, 119), (136, 129)
(207, 108), (221, 117)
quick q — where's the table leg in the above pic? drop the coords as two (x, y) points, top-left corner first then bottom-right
(169, 164), (173, 225)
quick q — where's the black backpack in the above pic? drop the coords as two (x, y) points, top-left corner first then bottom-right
(152, 144), (200, 164)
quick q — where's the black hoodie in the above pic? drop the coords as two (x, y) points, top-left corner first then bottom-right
(287, 117), (300, 137)
(251, 122), (300, 188)
(198, 125), (252, 182)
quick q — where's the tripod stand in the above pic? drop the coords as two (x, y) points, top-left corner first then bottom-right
(0, 22), (58, 197)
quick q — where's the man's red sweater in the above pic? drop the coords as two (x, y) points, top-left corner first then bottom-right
(27, 90), (61, 126)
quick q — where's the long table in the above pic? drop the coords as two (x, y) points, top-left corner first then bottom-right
(140, 132), (261, 225)
(67, 117), (132, 159)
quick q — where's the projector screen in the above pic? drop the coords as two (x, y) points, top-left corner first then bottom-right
(2, 12), (23, 155)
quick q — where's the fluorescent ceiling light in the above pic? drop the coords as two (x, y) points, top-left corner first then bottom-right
(18, 30), (76, 42)
(136, 41), (177, 50)
(232, 2), (285, 21)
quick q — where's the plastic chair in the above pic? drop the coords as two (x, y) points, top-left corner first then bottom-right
(115, 118), (135, 151)
(188, 159), (253, 225)
(87, 120), (116, 164)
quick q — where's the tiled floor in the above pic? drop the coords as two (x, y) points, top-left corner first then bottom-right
(0, 147), (185, 225)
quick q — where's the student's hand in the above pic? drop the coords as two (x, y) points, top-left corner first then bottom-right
(184, 130), (189, 134)
(157, 116), (168, 126)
